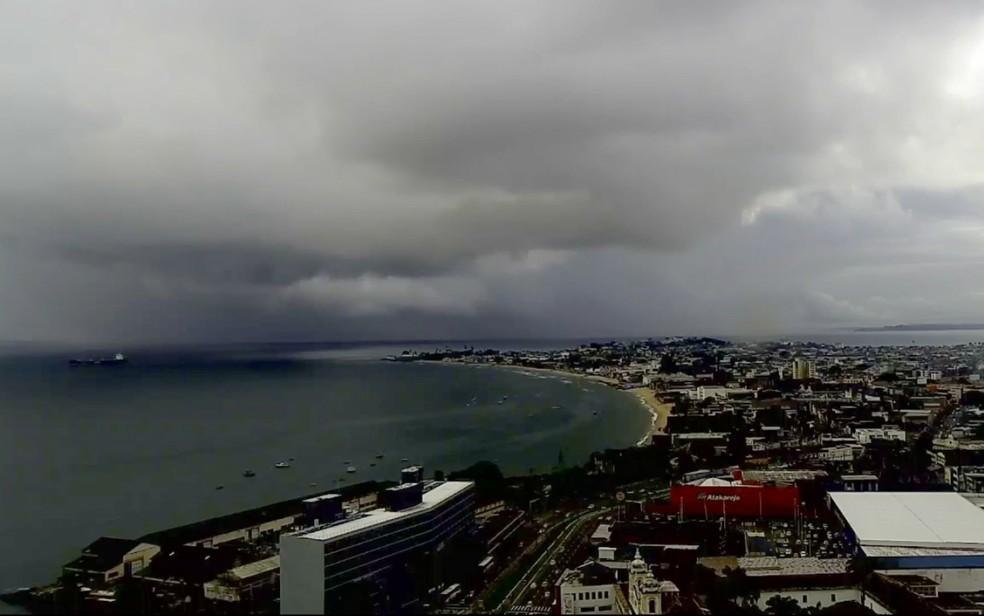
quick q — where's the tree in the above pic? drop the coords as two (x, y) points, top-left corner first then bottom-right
(765, 595), (802, 615)
(722, 567), (760, 607)
(659, 353), (678, 374)
(448, 461), (505, 501)
(705, 567), (762, 616)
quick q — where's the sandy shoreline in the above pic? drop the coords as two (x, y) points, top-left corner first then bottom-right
(627, 387), (674, 446)
(491, 365), (672, 445)
(421, 360), (669, 446)
(495, 364), (621, 386)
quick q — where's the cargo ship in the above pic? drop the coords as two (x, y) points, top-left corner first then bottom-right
(69, 353), (128, 367)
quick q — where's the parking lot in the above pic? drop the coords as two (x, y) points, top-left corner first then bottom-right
(760, 518), (854, 559)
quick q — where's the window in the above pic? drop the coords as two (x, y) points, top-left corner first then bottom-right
(649, 599), (656, 613)
(831, 593), (836, 602)
(603, 590), (609, 599)
(803, 595), (808, 603)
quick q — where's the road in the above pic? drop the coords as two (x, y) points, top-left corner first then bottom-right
(502, 509), (605, 613)
(487, 480), (670, 614)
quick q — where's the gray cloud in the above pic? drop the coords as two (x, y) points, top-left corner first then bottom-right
(4, 1), (984, 343)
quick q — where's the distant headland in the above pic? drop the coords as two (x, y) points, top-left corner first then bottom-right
(855, 323), (984, 332)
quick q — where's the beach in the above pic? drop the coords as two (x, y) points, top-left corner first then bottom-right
(494, 363), (621, 386)
(628, 387), (674, 445)
(489, 363), (670, 445)
(423, 360), (667, 447)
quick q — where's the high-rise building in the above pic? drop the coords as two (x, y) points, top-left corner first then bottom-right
(280, 478), (475, 614)
(791, 358), (816, 380)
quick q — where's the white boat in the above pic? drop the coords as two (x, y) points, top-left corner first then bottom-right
(274, 461), (290, 469)
(346, 465), (357, 473)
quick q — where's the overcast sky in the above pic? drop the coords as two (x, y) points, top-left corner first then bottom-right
(4, 2), (984, 344)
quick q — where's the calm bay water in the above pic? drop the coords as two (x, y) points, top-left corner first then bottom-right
(0, 345), (648, 594)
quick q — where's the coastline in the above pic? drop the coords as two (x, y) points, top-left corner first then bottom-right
(420, 360), (667, 446)
(627, 387), (673, 446)
(493, 363), (620, 386)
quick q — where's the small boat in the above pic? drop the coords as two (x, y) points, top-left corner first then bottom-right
(375, 454), (384, 459)
(274, 461), (290, 469)
(369, 462), (376, 467)
(69, 352), (128, 367)
(346, 465), (357, 473)
(215, 485), (224, 490)
(401, 457), (409, 463)
(592, 411), (599, 416)
(243, 470), (256, 478)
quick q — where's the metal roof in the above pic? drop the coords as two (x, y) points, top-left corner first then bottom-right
(227, 556), (280, 580)
(862, 545), (984, 557)
(737, 557), (849, 577)
(293, 481), (473, 543)
(831, 492), (984, 550)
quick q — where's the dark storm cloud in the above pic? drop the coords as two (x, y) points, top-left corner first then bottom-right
(4, 1), (984, 343)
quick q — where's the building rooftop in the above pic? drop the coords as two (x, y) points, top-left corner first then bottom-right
(558, 560), (619, 587)
(960, 493), (984, 510)
(737, 557), (849, 577)
(292, 481), (473, 543)
(591, 524), (612, 542)
(673, 432), (730, 440)
(138, 545), (237, 584)
(225, 555), (280, 581)
(140, 480), (391, 547)
(884, 574), (939, 587)
(64, 537), (146, 573)
(861, 544), (984, 557)
(741, 469), (828, 483)
(831, 492), (984, 550)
